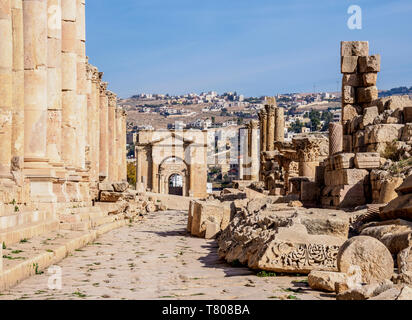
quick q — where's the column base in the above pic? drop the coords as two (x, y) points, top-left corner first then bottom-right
(24, 159), (57, 204)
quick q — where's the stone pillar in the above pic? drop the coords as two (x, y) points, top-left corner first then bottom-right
(11, 0), (25, 182)
(0, 0), (13, 180)
(23, 0), (56, 202)
(61, 0), (77, 170)
(329, 123), (343, 156)
(115, 107), (122, 182)
(249, 120), (260, 181)
(121, 110), (127, 181)
(75, 0), (86, 171)
(107, 91), (117, 182)
(259, 110), (267, 153)
(99, 81), (109, 181)
(46, 0), (62, 164)
(266, 105), (275, 151)
(275, 107), (285, 142)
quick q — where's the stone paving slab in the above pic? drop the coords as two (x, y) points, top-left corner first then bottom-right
(0, 211), (332, 300)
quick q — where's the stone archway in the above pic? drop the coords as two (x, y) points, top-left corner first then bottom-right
(159, 157), (188, 196)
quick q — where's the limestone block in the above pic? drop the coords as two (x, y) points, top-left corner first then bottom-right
(380, 194), (412, 221)
(190, 200), (231, 238)
(353, 130), (365, 149)
(359, 55), (381, 73)
(337, 236), (394, 284)
(98, 182), (114, 191)
(99, 191), (123, 203)
(335, 168), (369, 185)
(343, 86), (355, 104)
(397, 175), (412, 195)
(308, 271), (347, 292)
(354, 152), (380, 169)
(362, 73), (378, 87)
(401, 124), (412, 142)
(112, 182), (129, 193)
(337, 280), (394, 300)
(343, 135), (353, 153)
(341, 41), (369, 57)
(205, 220), (220, 239)
(379, 177), (404, 204)
(342, 104), (359, 122)
(357, 86), (378, 103)
(47, 38), (62, 68)
(333, 183), (366, 208)
(61, 0), (76, 22)
(377, 95), (412, 113)
(350, 115), (362, 134)
(333, 153), (355, 170)
(300, 181), (320, 203)
(61, 52), (77, 90)
(404, 106), (412, 123)
(362, 106), (379, 129)
(364, 124), (404, 144)
(341, 56), (358, 73)
(342, 74), (362, 87)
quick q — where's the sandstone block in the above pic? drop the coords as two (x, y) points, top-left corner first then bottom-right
(354, 152), (380, 169)
(342, 104), (359, 122)
(377, 95), (412, 113)
(341, 56), (358, 73)
(379, 177), (404, 204)
(334, 183), (366, 208)
(333, 153), (355, 170)
(341, 41), (369, 57)
(357, 86), (378, 103)
(359, 55), (381, 73)
(99, 191), (123, 203)
(362, 73), (378, 87)
(396, 175), (412, 195)
(354, 130), (365, 148)
(343, 86), (355, 104)
(112, 182), (129, 193)
(364, 124), (404, 144)
(362, 106), (379, 128)
(308, 271), (347, 292)
(190, 200), (231, 238)
(342, 74), (362, 87)
(98, 182), (114, 192)
(205, 220), (220, 239)
(337, 236), (394, 284)
(380, 194), (412, 221)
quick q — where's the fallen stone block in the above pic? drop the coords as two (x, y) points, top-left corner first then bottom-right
(99, 191), (123, 203)
(354, 152), (380, 169)
(380, 194), (412, 221)
(112, 182), (129, 192)
(308, 270), (347, 292)
(364, 124), (404, 144)
(397, 175), (412, 195)
(98, 182), (114, 192)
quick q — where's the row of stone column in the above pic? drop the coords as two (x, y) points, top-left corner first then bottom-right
(0, 0), (127, 204)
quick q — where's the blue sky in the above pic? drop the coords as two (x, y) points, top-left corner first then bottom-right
(86, 0), (412, 98)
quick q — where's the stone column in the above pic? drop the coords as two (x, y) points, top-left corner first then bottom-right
(11, 0), (25, 182)
(107, 91), (117, 182)
(0, 0), (13, 180)
(249, 120), (260, 181)
(329, 123), (343, 156)
(46, 0), (63, 164)
(121, 110), (127, 181)
(99, 81), (109, 181)
(115, 107), (122, 182)
(61, 0), (77, 170)
(259, 110), (267, 153)
(266, 105), (275, 151)
(275, 107), (285, 142)
(23, 0), (56, 202)
(75, 0), (86, 171)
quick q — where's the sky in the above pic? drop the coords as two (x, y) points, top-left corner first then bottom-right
(86, 0), (412, 98)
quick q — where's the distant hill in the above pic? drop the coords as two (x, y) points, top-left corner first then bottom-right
(379, 86), (412, 97)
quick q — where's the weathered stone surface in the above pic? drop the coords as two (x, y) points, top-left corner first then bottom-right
(100, 191), (123, 203)
(377, 95), (412, 113)
(397, 175), (412, 195)
(369, 285), (412, 300)
(343, 86), (355, 104)
(359, 55), (381, 73)
(362, 73), (378, 86)
(98, 182), (114, 192)
(308, 271), (347, 292)
(341, 56), (358, 73)
(404, 106), (412, 123)
(362, 106), (379, 128)
(379, 177), (404, 204)
(336, 280), (394, 300)
(218, 206), (350, 274)
(380, 194), (412, 221)
(112, 182), (129, 193)
(337, 236), (394, 284)
(342, 105), (359, 122)
(341, 41), (369, 57)
(342, 74), (361, 87)
(354, 152), (380, 169)
(357, 86), (378, 103)
(190, 200), (231, 238)
(365, 124), (404, 144)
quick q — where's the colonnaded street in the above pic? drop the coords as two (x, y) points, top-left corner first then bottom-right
(0, 211), (330, 300)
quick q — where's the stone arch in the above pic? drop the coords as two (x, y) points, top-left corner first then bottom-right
(158, 156), (188, 196)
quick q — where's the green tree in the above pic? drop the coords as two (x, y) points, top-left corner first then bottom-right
(127, 162), (136, 188)
(308, 110), (321, 131)
(289, 119), (303, 133)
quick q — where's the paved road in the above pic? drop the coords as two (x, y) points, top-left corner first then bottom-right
(0, 211), (330, 300)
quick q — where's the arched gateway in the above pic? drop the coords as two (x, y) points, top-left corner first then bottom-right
(135, 130), (208, 198)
